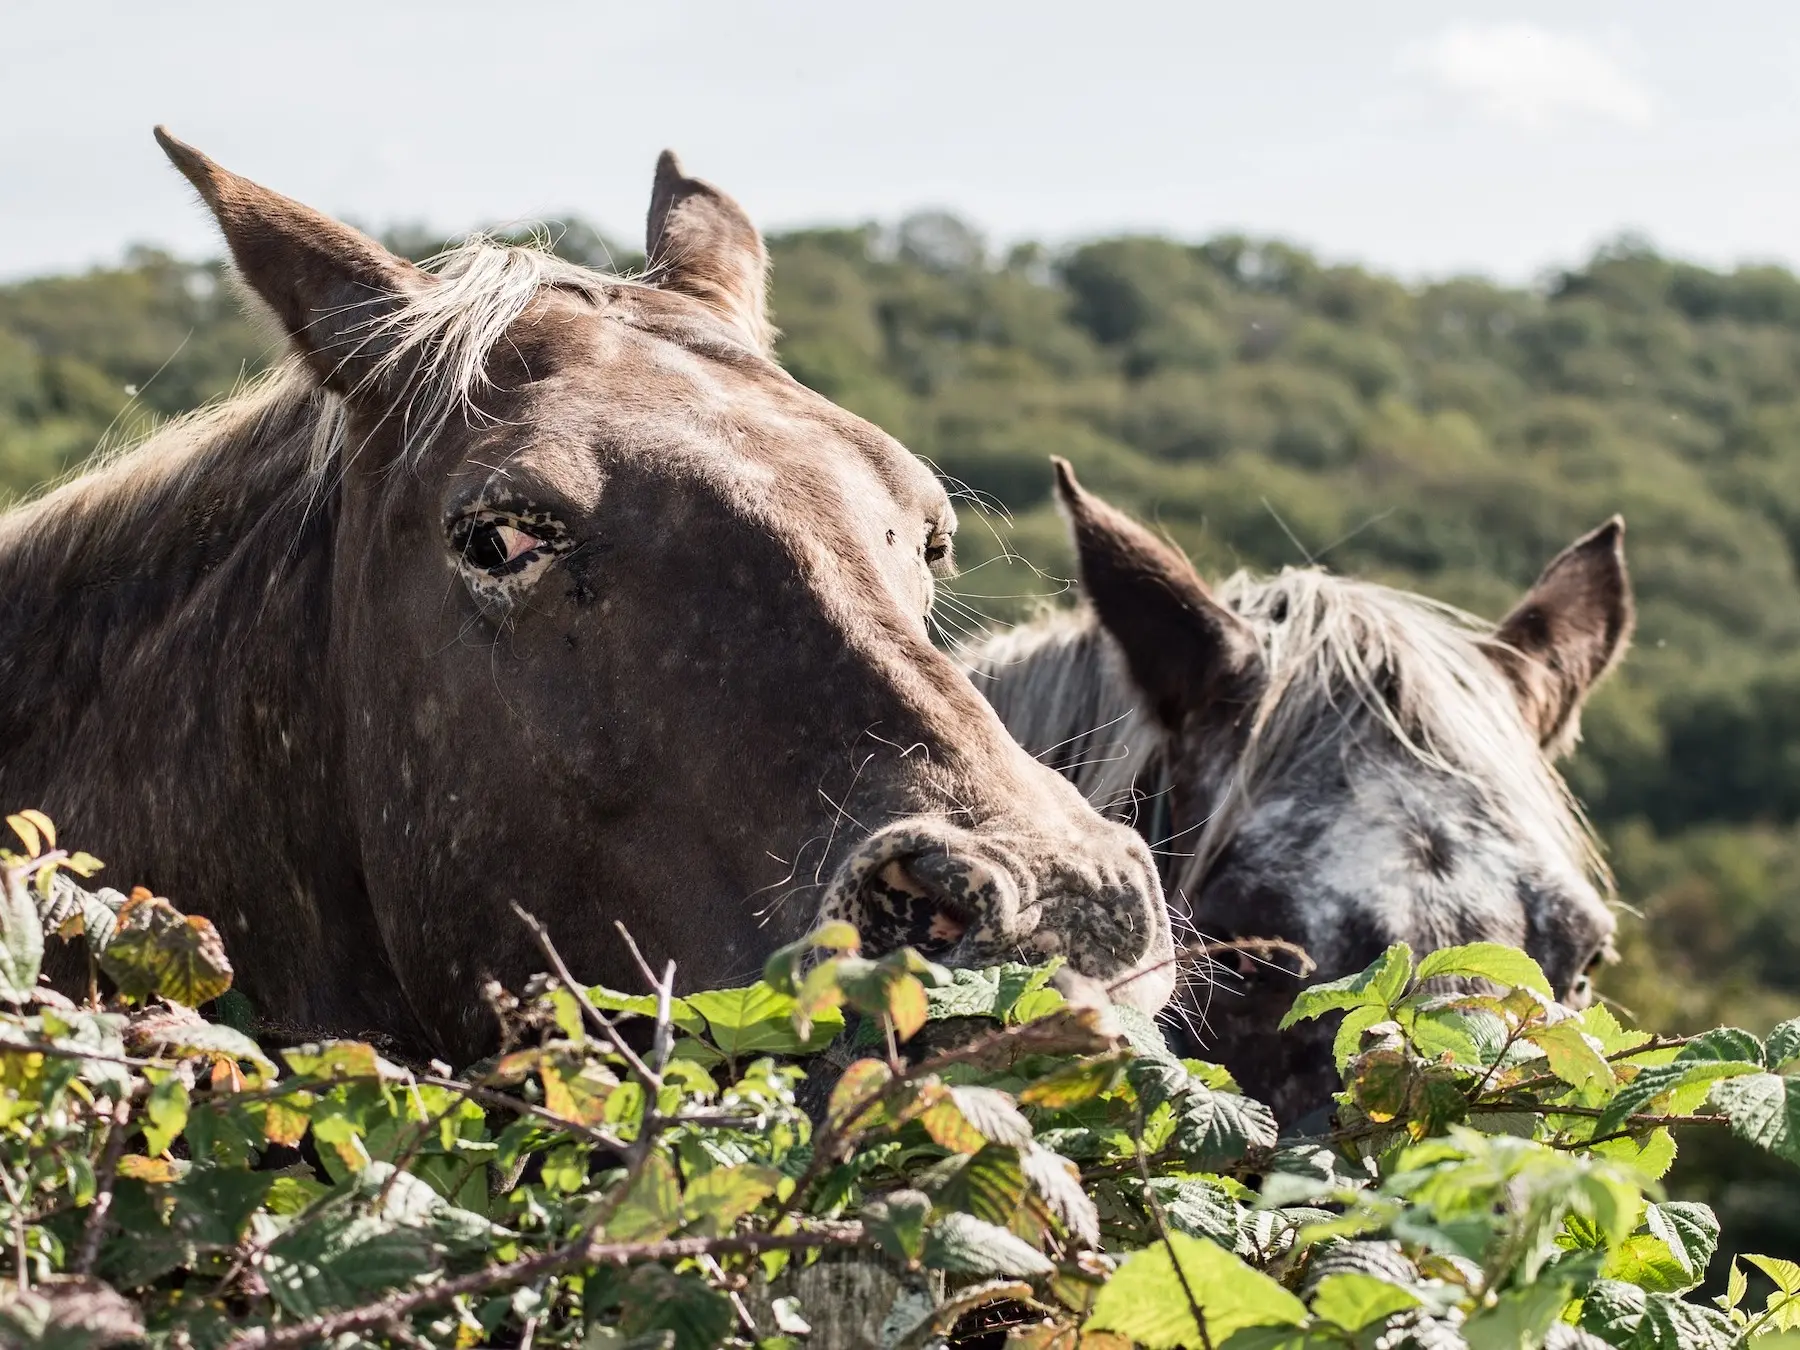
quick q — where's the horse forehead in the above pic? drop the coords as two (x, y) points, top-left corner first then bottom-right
(505, 305), (944, 514)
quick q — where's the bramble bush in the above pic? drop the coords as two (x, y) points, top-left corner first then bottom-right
(3, 812), (1800, 1349)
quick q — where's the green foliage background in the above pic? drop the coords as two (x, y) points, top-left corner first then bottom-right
(6, 213), (1800, 1269)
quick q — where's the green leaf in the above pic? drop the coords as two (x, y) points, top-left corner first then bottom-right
(947, 1085), (1033, 1147)
(921, 1211), (1053, 1277)
(1088, 1233), (1307, 1346)
(1708, 1072), (1800, 1165)
(1414, 941), (1553, 996)
(1147, 1177), (1241, 1248)
(935, 1144), (1028, 1227)
(586, 986), (707, 1037)
(1765, 1019), (1800, 1074)
(682, 1164), (780, 1234)
(1578, 1279), (1739, 1350)
(263, 1213), (443, 1319)
(1526, 1020), (1617, 1092)
(1021, 1143), (1099, 1246)
(1020, 1053), (1126, 1108)
(1747, 1254), (1800, 1297)
(1644, 1202), (1719, 1285)
(759, 921), (861, 994)
(686, 983), (842, 1056)
(862, 1188), (932, 1264)
(1279, 943), (1412, 1029)
(615, 1263), (735, 1350)
(604, 1153), (683, 1243)
(1309, 1271), (1421, 1331)
(141, 1073), (189, 1157)
(1169, 1085), (1278, 1169)
(94, 893), (232, 1006)
(139, 1020), (277, 1084)
(1677, 1027), (1764, 1065)
(0, 868), (44, 1003)
(1331, 1003), (1391, 1072)
(281, 1040), (381, 1080)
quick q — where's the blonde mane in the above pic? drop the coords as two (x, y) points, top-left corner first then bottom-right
(967, 565), (1608, 899)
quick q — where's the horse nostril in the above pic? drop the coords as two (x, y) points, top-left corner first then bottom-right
(867, 859), (971, 956)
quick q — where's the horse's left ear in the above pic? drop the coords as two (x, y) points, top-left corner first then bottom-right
(644, 151), (774, 355)
(153, 127), (429, 396)
(1487, 517), (1634, 754)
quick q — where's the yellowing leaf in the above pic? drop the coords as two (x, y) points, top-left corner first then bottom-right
(828, 1057), (893, 1129)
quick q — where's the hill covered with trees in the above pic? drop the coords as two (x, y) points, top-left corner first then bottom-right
(5, 213), (1800, 1260)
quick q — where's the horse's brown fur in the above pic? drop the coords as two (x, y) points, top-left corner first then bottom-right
(0, 134), (1174, 1062)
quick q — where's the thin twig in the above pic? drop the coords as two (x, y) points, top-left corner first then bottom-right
(513, 904), (659, 1089)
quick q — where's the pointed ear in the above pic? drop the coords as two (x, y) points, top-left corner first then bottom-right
(155, 127), (428, 395)
(644, 150), (773, 354)
(1486, 517), (1634, 753)
(1054, 458), (1258, 727)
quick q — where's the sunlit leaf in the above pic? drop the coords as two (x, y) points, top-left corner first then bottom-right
(1414, 941), (1553, 997)
(1280, 943), (1412, 1029)
(1088, 1233), (1307, 1346)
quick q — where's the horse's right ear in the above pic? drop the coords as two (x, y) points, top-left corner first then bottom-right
(1054, 459), (1258, 728)
(644, 150), (774, 355)
(155, 127), (428, 395)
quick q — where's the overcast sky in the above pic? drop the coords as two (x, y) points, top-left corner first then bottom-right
(6, 1), (1800, 284)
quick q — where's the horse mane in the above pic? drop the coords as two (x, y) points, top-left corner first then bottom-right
(0, 235), (633, 571)
(966, 565), (1608, 898)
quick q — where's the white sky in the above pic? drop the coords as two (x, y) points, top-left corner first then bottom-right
(5, 1), (1800, 284)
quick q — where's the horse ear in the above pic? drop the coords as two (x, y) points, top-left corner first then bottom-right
(1487, 517), (1634, 754)
(155, 127), (428, 395)
(644, 150), (774, 355)
(1054, 458), (1258, 728)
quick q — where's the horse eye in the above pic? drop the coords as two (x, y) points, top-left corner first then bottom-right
(454, 518), (544, 573)
(924, 531), (953, 568)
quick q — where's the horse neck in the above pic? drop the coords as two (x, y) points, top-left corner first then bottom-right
(0, 374), (353, 922)
(962, 613), (1167, 828)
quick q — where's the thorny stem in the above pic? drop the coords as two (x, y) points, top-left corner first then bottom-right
(73, 1088), (136, 1275)
(220, 1224), (867, 1350)
(1134, 1105), (1212, 1350)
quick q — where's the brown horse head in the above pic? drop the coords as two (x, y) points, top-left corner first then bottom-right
(970, 463), (1628, 1120)
(0, 135), (1173, 1062)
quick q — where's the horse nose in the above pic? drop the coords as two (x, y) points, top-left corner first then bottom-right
(822, 819), (1175, 1014)
(829, 825), (1023, 961)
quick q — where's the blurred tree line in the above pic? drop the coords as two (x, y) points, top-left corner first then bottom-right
(4, 212), (1799, 1258)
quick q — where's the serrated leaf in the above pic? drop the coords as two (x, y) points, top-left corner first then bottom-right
(1708, 1072), (1800, 1165)
(1280, 943), (1412, 1029)
(282, 1041), (380, 1080)
(1678, 1027), (1764, 1065)
(1310, 1271), (1421, 1331)
(685, 982), (842, 1056)
(95, 894), (232, 1006)
(1021, 1053), (1126, 1108)
(921, 1211), (1053, 1276)
(949, 1085), (1033, 1146)
(541, 1058), (619, 1126)
(585, 987), (707, 1037)
(1766, 1019), (1800, 1074)
(139, 1020), (276, 1084)
(1526, 1020), (1617, 1092)
(263, 1213), (443, 1320)
(937, 1144), (1028, 1226)
(1169, 1085), (1278, 1168)
(1578, 1278), (1739, 1350)
(615, 1262), (735, 1350)
(828, 1056), (893, 1128)
(1146, 1177), (1241, 1248)
(0, 869), (44, 1003)
(1088, 1233), (1307, 1346)
(141, 1074), (188, 1156)
(862, 1188), (932, 1264)
(681, 1164), (779, 1234)
(1022, 1144), (1099, 1246)
(1644, 1202), (1718, 1282)
(604, 1153), (682, 1243)
(1748, 1254), (1800, 1297)
(1414, 941), (1553, 996)
(1332, 1003), (1390, 1073)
